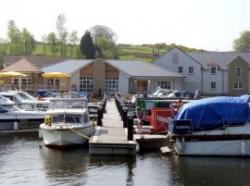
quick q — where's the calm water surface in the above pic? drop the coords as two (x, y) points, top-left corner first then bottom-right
(0, 134), (250, 186)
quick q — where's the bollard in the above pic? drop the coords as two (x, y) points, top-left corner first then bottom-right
(123, 107), (128, 128)
(98, 104), (104, 119)
(97, 107), (103, 126)
(127, 111), (134, 141)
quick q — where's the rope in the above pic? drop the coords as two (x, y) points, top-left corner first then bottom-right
(68, 127), (90, 140)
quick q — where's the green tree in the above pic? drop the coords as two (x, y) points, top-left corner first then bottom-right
(47, 32), (58, 54)
(41, 35), (47, 55)
(80, 31), (96, 59)
(90, 25), (117, 41)
(95, 36), (118, 58)
(90, 25), (118, 59)
(69, 30), (78, 57)
(22, 28), (36, 55)
(7, 20), (23, 55)
(234, 31), (250, 51)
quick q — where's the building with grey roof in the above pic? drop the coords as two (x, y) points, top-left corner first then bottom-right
(42, 58), (184, 94)
(3, 56), (67, 69)
(154, 47), (250, 95)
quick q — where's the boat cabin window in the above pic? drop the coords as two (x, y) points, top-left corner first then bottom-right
(52, 114), (82, 123)
(83, 114), (89, 123)
(3, 95), (14, 101)
(2, 105), (19, 111)
(0, 106), (8, 113)
(65, 114), (82, 123)
(18, 93), (30, 100)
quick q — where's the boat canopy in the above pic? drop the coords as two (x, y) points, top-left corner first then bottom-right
(175, 95), (250, 131)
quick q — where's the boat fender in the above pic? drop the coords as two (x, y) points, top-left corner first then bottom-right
(44, 115), (52, 126)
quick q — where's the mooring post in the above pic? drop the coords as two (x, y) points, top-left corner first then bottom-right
(127, 111), (134, 141)
(123, 107), (128, 128)
(97, 106), (103, 126)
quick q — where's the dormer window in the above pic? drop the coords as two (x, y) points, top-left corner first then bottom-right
(210, 66), (217, 74)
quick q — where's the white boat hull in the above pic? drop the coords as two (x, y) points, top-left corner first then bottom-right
(174, 138), (250, 156)
(172, 124), (250, 156)
(40, 124), (94, 147)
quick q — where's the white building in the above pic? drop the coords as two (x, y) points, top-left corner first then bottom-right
(42, 58), (184, 95)
(154, 47), (250, 95)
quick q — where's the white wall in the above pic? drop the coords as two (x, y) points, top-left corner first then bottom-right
(118, 71), (129, 94)
(202, 70), (229, 95)
(154, 48), (202, 93)
(70, 69), (80, 91)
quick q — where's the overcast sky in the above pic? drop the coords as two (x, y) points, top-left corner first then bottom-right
(0, 0), (249, 51)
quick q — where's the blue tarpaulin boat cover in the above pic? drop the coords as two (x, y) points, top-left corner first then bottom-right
(175, 95), (250, 131)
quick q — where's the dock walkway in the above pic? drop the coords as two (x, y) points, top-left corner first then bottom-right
(89, 99), (136, 155)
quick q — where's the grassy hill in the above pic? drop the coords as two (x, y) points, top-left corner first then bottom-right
(0, 42), (205, 63)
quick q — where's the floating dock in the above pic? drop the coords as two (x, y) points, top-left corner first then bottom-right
(89, 99), (137, 155)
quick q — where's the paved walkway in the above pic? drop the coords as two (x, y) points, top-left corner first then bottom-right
(89, 99), (136, 155)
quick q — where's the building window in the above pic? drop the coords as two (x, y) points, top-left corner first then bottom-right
(80, 75), (93, 92)
(55, 79), (60, 87)
(210, 82), (216, 89)
(172, 53), (179, 64)
(189, 66), (194, 74)
(157, 81), (171, 89)
(106, 76), (119, 94)
(47, 79), (54, 88)
(12, 78), (18, 85)
(178, 66), (183, 73)
(210, 67), (217, 74)
(22, 78), (31, 86)
(233, 82), (243, 89)
(236, 67), (241, 77)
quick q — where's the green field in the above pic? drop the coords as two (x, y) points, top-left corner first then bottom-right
(0, 42), (204, 63)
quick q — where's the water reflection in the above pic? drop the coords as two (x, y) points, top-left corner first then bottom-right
(1, 134), (250, 186)
(170, 156), (250, 186)
(90, 155), (136, 186)
(40, 146), (89, 176)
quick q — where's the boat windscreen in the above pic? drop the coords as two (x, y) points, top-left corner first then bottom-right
(50, 99), (87, 110)
(53, 114), (82, 123)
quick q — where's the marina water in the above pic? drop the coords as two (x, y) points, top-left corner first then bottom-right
(0, 133), (249, 186)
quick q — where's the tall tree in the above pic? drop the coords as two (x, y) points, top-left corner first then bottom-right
(234, 31), (250, 51)
(47, 32), (58, 54)
(69, 30), (78, 57)
(90, 25), (117, 42)
(90, 25), (118, 59)
(41, 35), (47, 55)
(7, 20), (22, 55)
(56, 14), (67, 56)
(95, 36), (118, 59)
(80, 31), (96, 59)
(22, 28), (36, 55)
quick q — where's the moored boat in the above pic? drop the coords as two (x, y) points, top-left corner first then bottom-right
(39, 98), (94, 147)
(0, 95), (45, 133)
(170, 95), (250, 156)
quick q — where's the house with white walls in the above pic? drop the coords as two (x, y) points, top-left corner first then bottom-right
(154, 47), (250, 95)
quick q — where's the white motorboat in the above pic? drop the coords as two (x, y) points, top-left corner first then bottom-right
(39, 98), (94, 147)
(0, 95), (45, 133)
(0, 90), (49, 111)
(170, 95), (250, 157)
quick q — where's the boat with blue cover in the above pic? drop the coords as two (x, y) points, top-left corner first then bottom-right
(169, 95), (250, 156)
